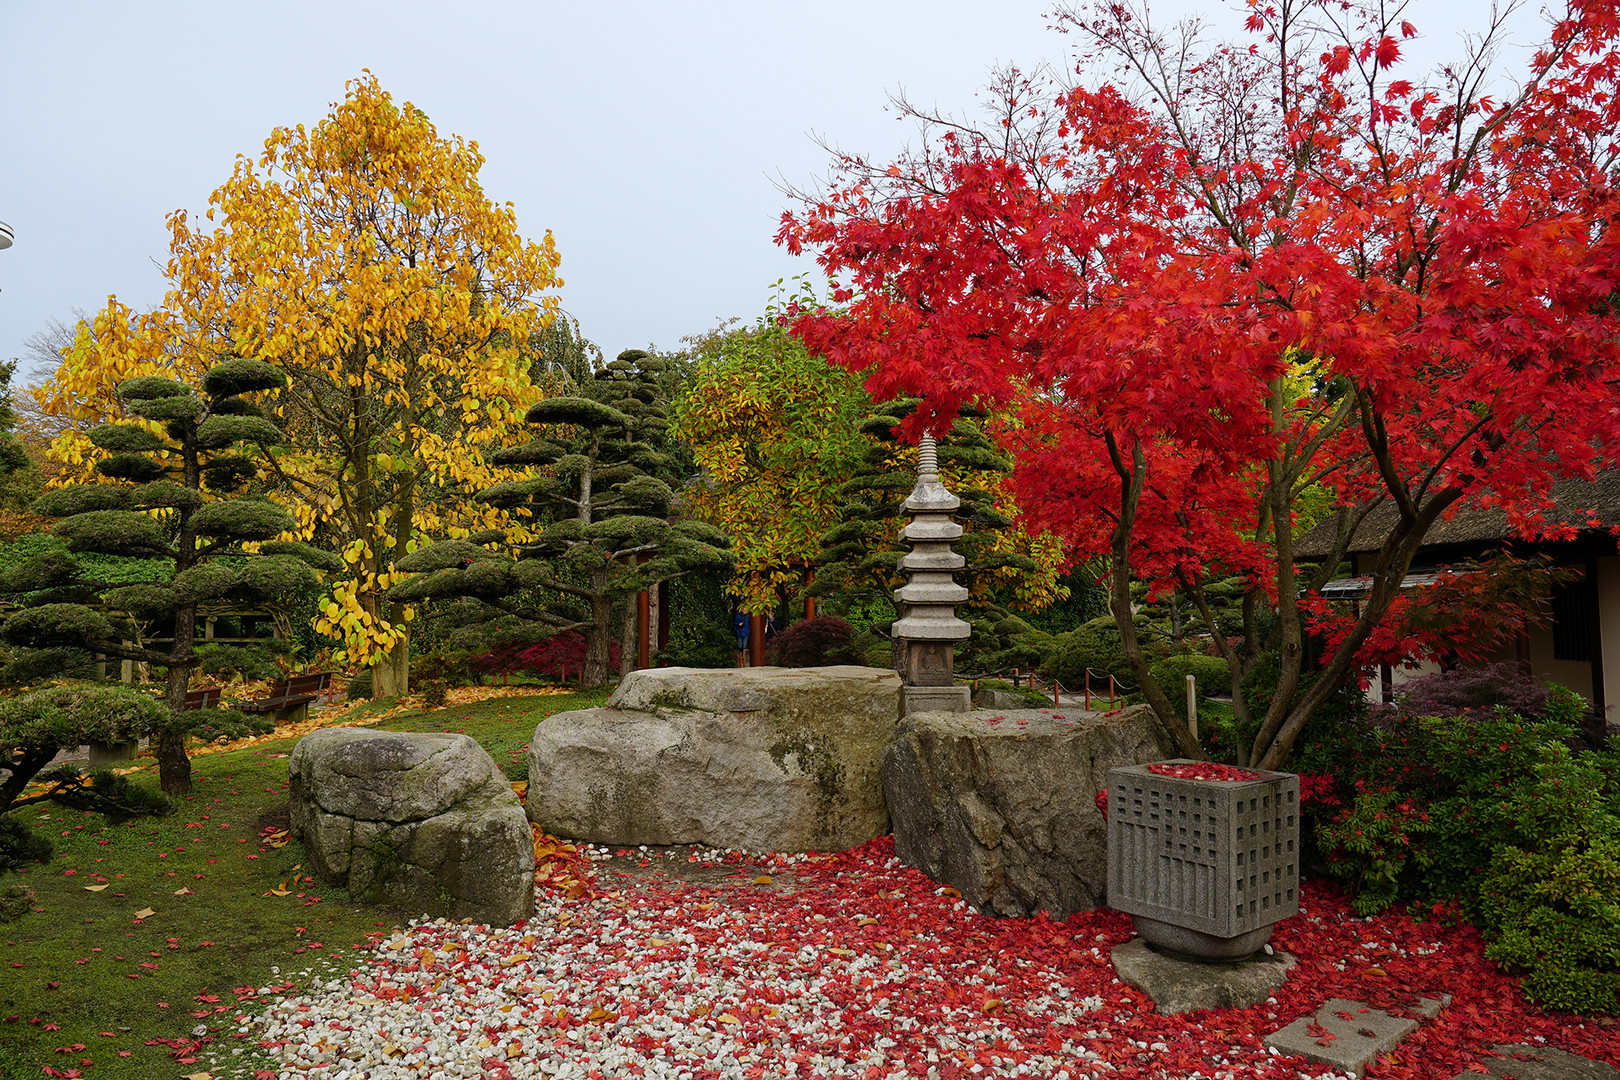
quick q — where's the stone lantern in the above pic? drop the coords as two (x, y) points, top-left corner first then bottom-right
(892, 434), (972, 714)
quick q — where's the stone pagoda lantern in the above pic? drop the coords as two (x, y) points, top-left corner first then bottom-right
(892, 434), (972, 714)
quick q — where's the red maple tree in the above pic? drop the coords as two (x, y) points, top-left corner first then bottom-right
(779, 0), (1620, 768)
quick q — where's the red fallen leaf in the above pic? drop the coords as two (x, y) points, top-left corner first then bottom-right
(1147, 762), (1261, 781)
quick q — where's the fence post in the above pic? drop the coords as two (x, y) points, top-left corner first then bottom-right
(1186, 673), (1198, 740)
(1053, 680), (1060, 708)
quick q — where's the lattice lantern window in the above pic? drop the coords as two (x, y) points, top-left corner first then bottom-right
(1105, 760), (1299, 961)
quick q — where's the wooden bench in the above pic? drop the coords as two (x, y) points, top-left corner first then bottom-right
(182, 686), (222, 711)
(237, 672), (336, 726)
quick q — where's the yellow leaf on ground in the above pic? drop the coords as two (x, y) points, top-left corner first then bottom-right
(84, 884), (108, 892)
(133, 908), (156, 919)
(506, 1041), (523, 1059)
(982, 998), (1003, 1012)
(588, 1007), (618, 1023)
(752, 875), (773, 886)
(649, 937), (673, 947)
(716, 1013), (740, 1025)
(828, 948), (854, 956)
(174, 887), (193, 896)
(858, 917), (880, 926)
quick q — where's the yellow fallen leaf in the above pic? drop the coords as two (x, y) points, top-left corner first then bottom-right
(696, 902), (716, 910)
(541, 990), (555, 1005)
(588, 1006), (617, 1023)
(649, 937), (673, 947)
(858, 917), (880, 927)
(478, 1036), (492, 1049)
(506, 1041), (523, 1059)
(384, 938), (411, 951)
(133, 907), (156, 919)
(982, 998), (1003, 1012)
(716, 1013), (740, 1025)
(499, 953), (531, 967)
(174, 887), (193, 896)
(182, 1073), (214, 1080)
(828, 947), (854, 956)
(767, 1006), (780, 1018)
(752, 875), (773, 886)
(266, 887), (290, 897)
(383, 1044), (405, 1058)
(84, 884), (108, 892)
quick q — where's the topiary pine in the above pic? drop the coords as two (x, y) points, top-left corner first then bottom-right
(0, 359), (327, 794)
(392, 349), (730, 687)
(0, 682), (172, 848)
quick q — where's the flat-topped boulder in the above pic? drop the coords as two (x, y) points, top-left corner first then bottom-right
(884, 704), (1174, 918)
(526, 666), (902, 853)
(289, 728), (534, 927)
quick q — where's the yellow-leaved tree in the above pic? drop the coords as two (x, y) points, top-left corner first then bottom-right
(45, 74), (562, 695)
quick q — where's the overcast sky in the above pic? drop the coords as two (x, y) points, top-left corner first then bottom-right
(0, 0), (1547, 378)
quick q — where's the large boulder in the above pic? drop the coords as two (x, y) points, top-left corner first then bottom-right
(526, 666), (902, 852)
(884, 704), (1174, 918)
(288, 728), (534, 927)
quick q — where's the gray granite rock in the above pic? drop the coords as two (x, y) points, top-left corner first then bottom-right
(1450, 1045), (1620, 1080)
(526, 666), (903, 853)
(289, 728), (533, 927)
(882, 704), (1175, 918)
(1111, 938), (1295, 1014)
(1266, 998), (1422, 1078)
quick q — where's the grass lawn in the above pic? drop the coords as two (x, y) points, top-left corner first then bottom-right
(0, 685), (610, 1080)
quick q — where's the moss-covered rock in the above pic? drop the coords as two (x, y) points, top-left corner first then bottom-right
(526, 666), (902, 852)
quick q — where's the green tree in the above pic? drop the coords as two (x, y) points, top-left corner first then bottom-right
(0, 683), (171, 850)
(393, 350), (731, 686)
(0, 360), (337, 794)
(672, 318), (870, 613)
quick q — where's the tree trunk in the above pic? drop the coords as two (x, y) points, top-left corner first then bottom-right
(619, 596), (638, 679)
(157, 626), (195, 796)
(581, 566), (614, 687)
(371, 637), (410, 698)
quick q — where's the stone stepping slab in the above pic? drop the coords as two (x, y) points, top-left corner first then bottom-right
(1446, 1044), (1620, 1080)
(1265, 995), (1448, 1078)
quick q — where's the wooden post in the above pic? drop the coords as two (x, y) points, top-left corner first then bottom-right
(1053, 681), (1060, 708)
(750, 613), (766, 667)
(637, 590), (651, 670)
(657, 581), (670, 654)
(804, 568), (816, 620)
(1187, 673), (1198, 740)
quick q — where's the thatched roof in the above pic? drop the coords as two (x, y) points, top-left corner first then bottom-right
(1293, 473), (1620, 560)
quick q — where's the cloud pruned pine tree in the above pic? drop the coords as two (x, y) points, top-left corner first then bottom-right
(393, 349), (730, 687)
(0, 359), (337, 794)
